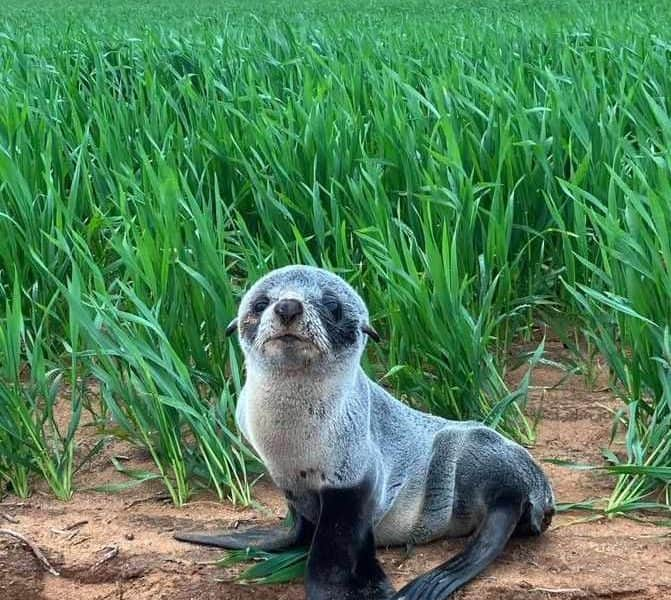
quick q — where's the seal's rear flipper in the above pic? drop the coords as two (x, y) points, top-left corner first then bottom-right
(174, 509), (314, 551)
(391, 497), (523, 600)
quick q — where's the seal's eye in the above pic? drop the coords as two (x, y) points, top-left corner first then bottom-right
(323, 298), (342, 321)
(252, 297), (270, 314)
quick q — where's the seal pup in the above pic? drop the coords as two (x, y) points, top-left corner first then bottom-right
(175, 265), (555, 600)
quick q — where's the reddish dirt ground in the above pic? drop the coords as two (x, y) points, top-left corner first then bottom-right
(1, 347), (670, 600)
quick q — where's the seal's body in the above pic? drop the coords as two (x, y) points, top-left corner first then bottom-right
(176, 266), (554, 600)
(239, 367), (551, 547)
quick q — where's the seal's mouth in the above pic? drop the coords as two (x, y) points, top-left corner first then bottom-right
(267, 333), (311, 344)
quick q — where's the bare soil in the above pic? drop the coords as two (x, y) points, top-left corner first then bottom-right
(1, 346), (670, 600)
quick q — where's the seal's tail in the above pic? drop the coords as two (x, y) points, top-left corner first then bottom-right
(391, 496), (524, 600)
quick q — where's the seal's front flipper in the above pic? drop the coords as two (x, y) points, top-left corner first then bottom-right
(392, 496), (524, 600)
(174, 508), (314, 551)
(306, 476), (394, 600)
(174, 525), (296, 550)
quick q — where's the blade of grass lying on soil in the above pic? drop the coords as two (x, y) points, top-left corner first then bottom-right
(218, 548), (308, 585)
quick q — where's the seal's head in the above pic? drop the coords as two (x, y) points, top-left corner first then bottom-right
(227, 266), (378, 373)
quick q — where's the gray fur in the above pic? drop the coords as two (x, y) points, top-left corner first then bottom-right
(234, 265), (554, 548)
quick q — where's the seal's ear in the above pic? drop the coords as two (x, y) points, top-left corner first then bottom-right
(361, 324), (380, 343)
(225, 318), (238, 337)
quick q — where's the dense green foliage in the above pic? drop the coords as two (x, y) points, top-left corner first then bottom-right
(0, 0), (670, 513)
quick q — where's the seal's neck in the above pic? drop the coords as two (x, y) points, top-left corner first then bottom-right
(244, 360), (360, 404)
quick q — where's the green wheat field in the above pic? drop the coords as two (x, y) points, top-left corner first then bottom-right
(1, 0), (670, 529)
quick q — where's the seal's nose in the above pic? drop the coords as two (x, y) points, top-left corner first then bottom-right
(274, 299), (303, 325)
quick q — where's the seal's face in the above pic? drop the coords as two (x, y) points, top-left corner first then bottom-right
(231, 266), (374, 372)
